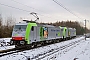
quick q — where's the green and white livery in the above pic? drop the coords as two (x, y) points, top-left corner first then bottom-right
(11, 21), (76, 47)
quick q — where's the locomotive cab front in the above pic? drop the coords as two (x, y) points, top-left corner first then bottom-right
(10, 23), (27, 46)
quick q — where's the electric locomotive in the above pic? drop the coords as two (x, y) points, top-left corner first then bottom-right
(10, 20), (76, 47)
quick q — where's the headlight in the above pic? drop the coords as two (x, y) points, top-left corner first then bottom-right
(12, 37), (15, 40)
(22, 37), (25, 40)
(20, 41), (25, 45)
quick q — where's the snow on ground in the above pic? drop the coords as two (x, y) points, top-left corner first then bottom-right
(0, 36), (90, 60)
(0, 38), (15, 50)
(0, 38), (11, 46)
(0, 45), (15, 50)
(56, 38), (90, 60)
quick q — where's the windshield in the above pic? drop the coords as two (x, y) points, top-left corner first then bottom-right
(13, 25), (27, 31)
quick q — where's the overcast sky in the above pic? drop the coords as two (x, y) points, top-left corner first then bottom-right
(0, 0), (90, 29)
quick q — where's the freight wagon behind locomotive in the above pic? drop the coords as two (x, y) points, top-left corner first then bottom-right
(10, 20), (76, 48)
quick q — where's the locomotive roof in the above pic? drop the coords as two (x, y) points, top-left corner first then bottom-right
(36, 23), (55, 27)
(15, 23), (28, 25)
(42, 25), (55, 27)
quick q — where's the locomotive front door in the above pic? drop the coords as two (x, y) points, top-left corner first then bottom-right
(33, 27), (37, 41)
(30, 26), (34, 42)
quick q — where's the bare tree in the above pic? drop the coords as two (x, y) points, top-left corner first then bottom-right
(0, 14), (3, 38)
(0, 14), (2, 26)
(6, 17), (16, 27)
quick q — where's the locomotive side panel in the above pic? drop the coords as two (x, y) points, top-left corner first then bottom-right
(55, 27), (61, 39)
(66, 27), (69, 38)
(36, 26), (41, 41)
(48, 27), (56, 40)
(68, 28), (76, 38)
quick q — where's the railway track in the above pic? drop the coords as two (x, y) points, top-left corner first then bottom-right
(0, 48), (16, 53)
(30, 39), (83, 60)
(0, 37), (84, 58)
(0, 44), (45, 57)
(0, 46), (26, 57)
